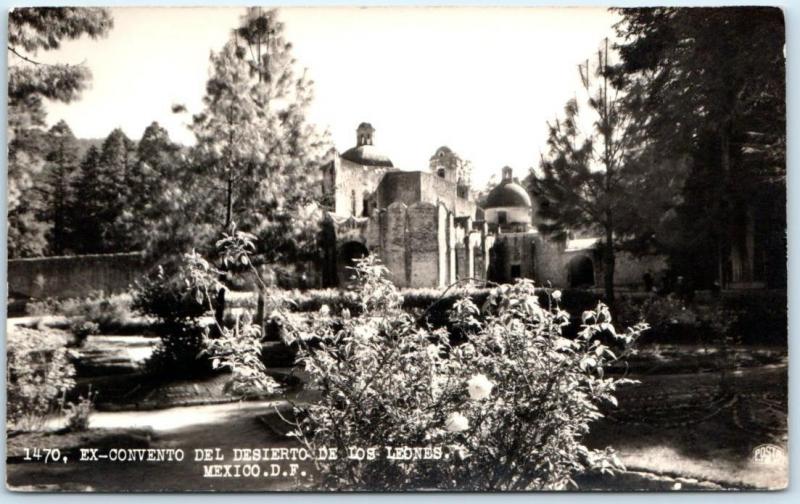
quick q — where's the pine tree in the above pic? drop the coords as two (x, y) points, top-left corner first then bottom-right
(7, 7), (112, 257)
(614, 7), (785, 287)
(40, 120), (81, 255)
(6, 128), (50, 258)
(96, 128), (137, 252)
(120, 122), (184, 250)
(532, 39), (640, 302)
(184, 7), (329, 263)
(69, 146), (104, 253)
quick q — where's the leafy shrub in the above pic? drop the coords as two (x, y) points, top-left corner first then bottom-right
(723, 290), (786, 345)
(7, 328), (76, 431)
(132, 259), (213, 325)
(201, 231), (283, 396)
(132, 252), (221, 377)
(25, 297), (65, 316)
(616, 294), (747, 347)
(64, 393), (94, 432)
(203, 311), (281, 398)
(287, 256), (644, 490)
(69, 319), (100, 346)
(62, 292), (132, 332)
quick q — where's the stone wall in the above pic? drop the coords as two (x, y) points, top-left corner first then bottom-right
(491, 232), (537, 283)
(407, 202), (440, 288)
(328, 157), (392, 217)
(532, 234), (666, 289)
(7, 252), (150, 299)
(377, 171), (477, 220)
(437, 204), (448, 287)
(377, 172), (423, 210)
(383, 202), (409, 287)
(611, 251), (667, 287)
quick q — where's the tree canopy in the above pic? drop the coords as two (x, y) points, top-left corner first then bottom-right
(532, 39), (643, 301)
(613, 7), (786, 287)
(175, 7), (330, 263)
(7, 7), (113, 258)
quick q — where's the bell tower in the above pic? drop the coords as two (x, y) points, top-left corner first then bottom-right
(501, 166), (513, 182)
(356, 122), (375, 146)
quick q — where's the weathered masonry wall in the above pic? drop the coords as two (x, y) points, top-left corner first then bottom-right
(324, 157), (392, 217)
(408, 202), (440, 288)
(384, 202), (409, 287)
(7, 252), (150, 299)
(376, 171), (477, 220)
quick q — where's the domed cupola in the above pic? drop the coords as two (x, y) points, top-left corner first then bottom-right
(341, 122), (394, 168)
(485, 166), (532, 209)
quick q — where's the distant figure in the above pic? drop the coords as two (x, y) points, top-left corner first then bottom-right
(642, 271), (654, 293)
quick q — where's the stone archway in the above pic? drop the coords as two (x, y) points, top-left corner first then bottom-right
(337, 241), (369, 286)
(568, 255), (595, 288)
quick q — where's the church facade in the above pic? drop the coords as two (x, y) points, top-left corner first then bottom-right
(319, 123), (663, 289)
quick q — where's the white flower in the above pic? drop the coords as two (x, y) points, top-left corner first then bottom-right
(445, 412), (469, 432)
(353, 323), (378, 341)
(467, 374), (494, 400)
(341, 308), (351, 320)
(319, 304), (331, 317)
(552, 290), (562, 302)
(426, 344), (440, 360)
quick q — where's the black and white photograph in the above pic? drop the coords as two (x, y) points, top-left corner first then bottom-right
(3, 4), (788, 492)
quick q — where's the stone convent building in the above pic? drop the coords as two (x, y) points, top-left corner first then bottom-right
(320, 123), (662, 289)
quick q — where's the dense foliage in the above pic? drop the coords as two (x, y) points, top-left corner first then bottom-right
(131, 254), (220, 376)
(7, 7), (113, 257)
(6, 328), (76, 431)
(613, 7), (786, 288)
(169, 7), (330, 263)
(282, 256), (644, 490)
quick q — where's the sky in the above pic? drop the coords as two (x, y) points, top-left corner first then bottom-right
(33, 6), (621, 188)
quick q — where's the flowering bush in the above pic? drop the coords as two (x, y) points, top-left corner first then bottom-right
(289, 256), (645, 490)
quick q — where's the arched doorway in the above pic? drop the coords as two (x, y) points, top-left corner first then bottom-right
(568, 256), (595, 288)
(337, 241), (369, 286)
(487, 241), (508, 284)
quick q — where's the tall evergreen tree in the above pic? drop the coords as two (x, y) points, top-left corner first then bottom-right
(614, 7), (786, 287)
(40, 120), (81, 254)
(7, 7), (112, 257)
(6, 128), (49, 258)
(532, 39), (641, 302)
(120, 122), (184, 250)
(96, 128), (137, 252)
(183, 7), (329, 263)
(68, 146), (104, 253)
